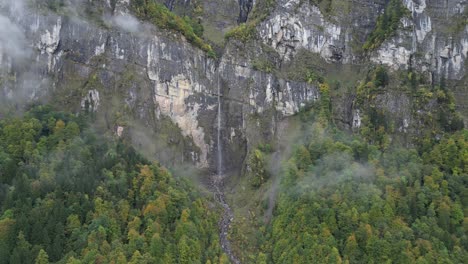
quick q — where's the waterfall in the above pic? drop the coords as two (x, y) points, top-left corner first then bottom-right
(215, 73), (241, 264)
(217, 73), (222, 177)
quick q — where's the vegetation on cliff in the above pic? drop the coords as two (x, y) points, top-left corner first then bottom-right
(1, 1), (466, 263)
(355, 66), (464, 149)
(225, 0), (276, 42)
(225, 23), (257, 43)
(363, 0), (409, 51)
(225, 65), (466, 263)
(131, 0), (215, 57)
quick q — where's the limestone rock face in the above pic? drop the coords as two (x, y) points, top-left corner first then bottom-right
(370, 0), (468, 81)
(258, 0), (387, 63)
(0, 0), (466, 174)
(256, 0), (467, 129)
(259, 0), (467, 79)
(0, 1), (318, 173)
(258, 1), (347, 62)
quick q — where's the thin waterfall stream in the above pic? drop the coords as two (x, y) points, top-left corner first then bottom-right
(214, 74), (241, 264)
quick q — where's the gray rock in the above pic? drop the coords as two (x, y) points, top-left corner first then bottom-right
(0, 0), (466, 174)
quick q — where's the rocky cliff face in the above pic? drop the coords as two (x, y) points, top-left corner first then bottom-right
(257, 0), (467, 135)
(0, 0), (318, 174)
(0, 0), (466, 174)
(259, 0), (467, 79)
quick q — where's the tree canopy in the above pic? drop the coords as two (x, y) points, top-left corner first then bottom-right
(0, 106), (223, 263)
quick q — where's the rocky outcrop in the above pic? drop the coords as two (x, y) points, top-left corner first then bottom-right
(371, 0), (468, 81)
(258, 0), (467, 81)
(255, 0), (467, 129)
(258, 0), (387, 63)
(259, 2), (347, 62)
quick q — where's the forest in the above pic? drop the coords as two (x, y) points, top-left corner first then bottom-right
(254, 117), (467, 263)
(214, 62), (467, 263)
(0, 82), (466, 263)
(0, 106), (226, 263)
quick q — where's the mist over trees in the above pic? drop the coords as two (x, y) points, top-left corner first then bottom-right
(0, 106), (226, 263)
(235, 103), (467, 263)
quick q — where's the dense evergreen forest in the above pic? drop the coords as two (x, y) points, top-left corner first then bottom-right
(0, 106), (226, 263)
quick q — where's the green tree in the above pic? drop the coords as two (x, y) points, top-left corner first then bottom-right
(0, 217), (15, 264)
(295, 145), (312, 170)
(10, 232), (33, 264)
(129, 250), (143, 264)
(35, 249), (49, 264)
(257, 253), (267, 264)
(150, 233), (164, 258)
(247, 149), (268, 188)
(219, 254), (229, 264)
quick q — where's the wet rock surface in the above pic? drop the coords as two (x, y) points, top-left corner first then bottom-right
(212, 174), (241, 264)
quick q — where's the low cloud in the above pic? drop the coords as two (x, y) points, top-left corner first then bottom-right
(0, 0), (25, 13)
(0, 0), (41, 111)
(111, 14), (142, 33)
(0, 15), (30, 61)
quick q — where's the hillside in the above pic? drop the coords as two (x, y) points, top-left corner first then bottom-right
(0, 0), (466, 263)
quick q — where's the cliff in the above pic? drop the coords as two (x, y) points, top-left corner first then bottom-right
(0, 0), (466, 175)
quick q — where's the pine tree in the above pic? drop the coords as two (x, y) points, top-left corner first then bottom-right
(10, 232), (32, 264)
(295, 145), (312, 170)
(35, 249), (49, 264)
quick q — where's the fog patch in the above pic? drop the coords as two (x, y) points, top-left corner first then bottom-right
(0, 0), (26, 14)
(0, 14), (30, 62)
(0, 0), (45, 113)
(271, 118), (378, 200)
(111, 14), (142, 33)
(297, 152), (375, 192)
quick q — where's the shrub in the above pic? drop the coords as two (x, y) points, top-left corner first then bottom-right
(374, 66), (389, 87)
(225, 23), (257, 42)
(363, 0), (409, 51)
(252, 59), (275, 73)
(223, 0), (277, 43)
(247, 149), (268, 188)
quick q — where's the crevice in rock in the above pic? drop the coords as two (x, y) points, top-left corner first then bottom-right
(109, 0), (117, 13)
(238, 0), (254, 24)
(164, 0), (176, 11)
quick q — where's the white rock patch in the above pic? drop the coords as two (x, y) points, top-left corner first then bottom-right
(81, 89), (100, 112)
(152, 74), (211, 168)
(372, 42), (412, 70)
